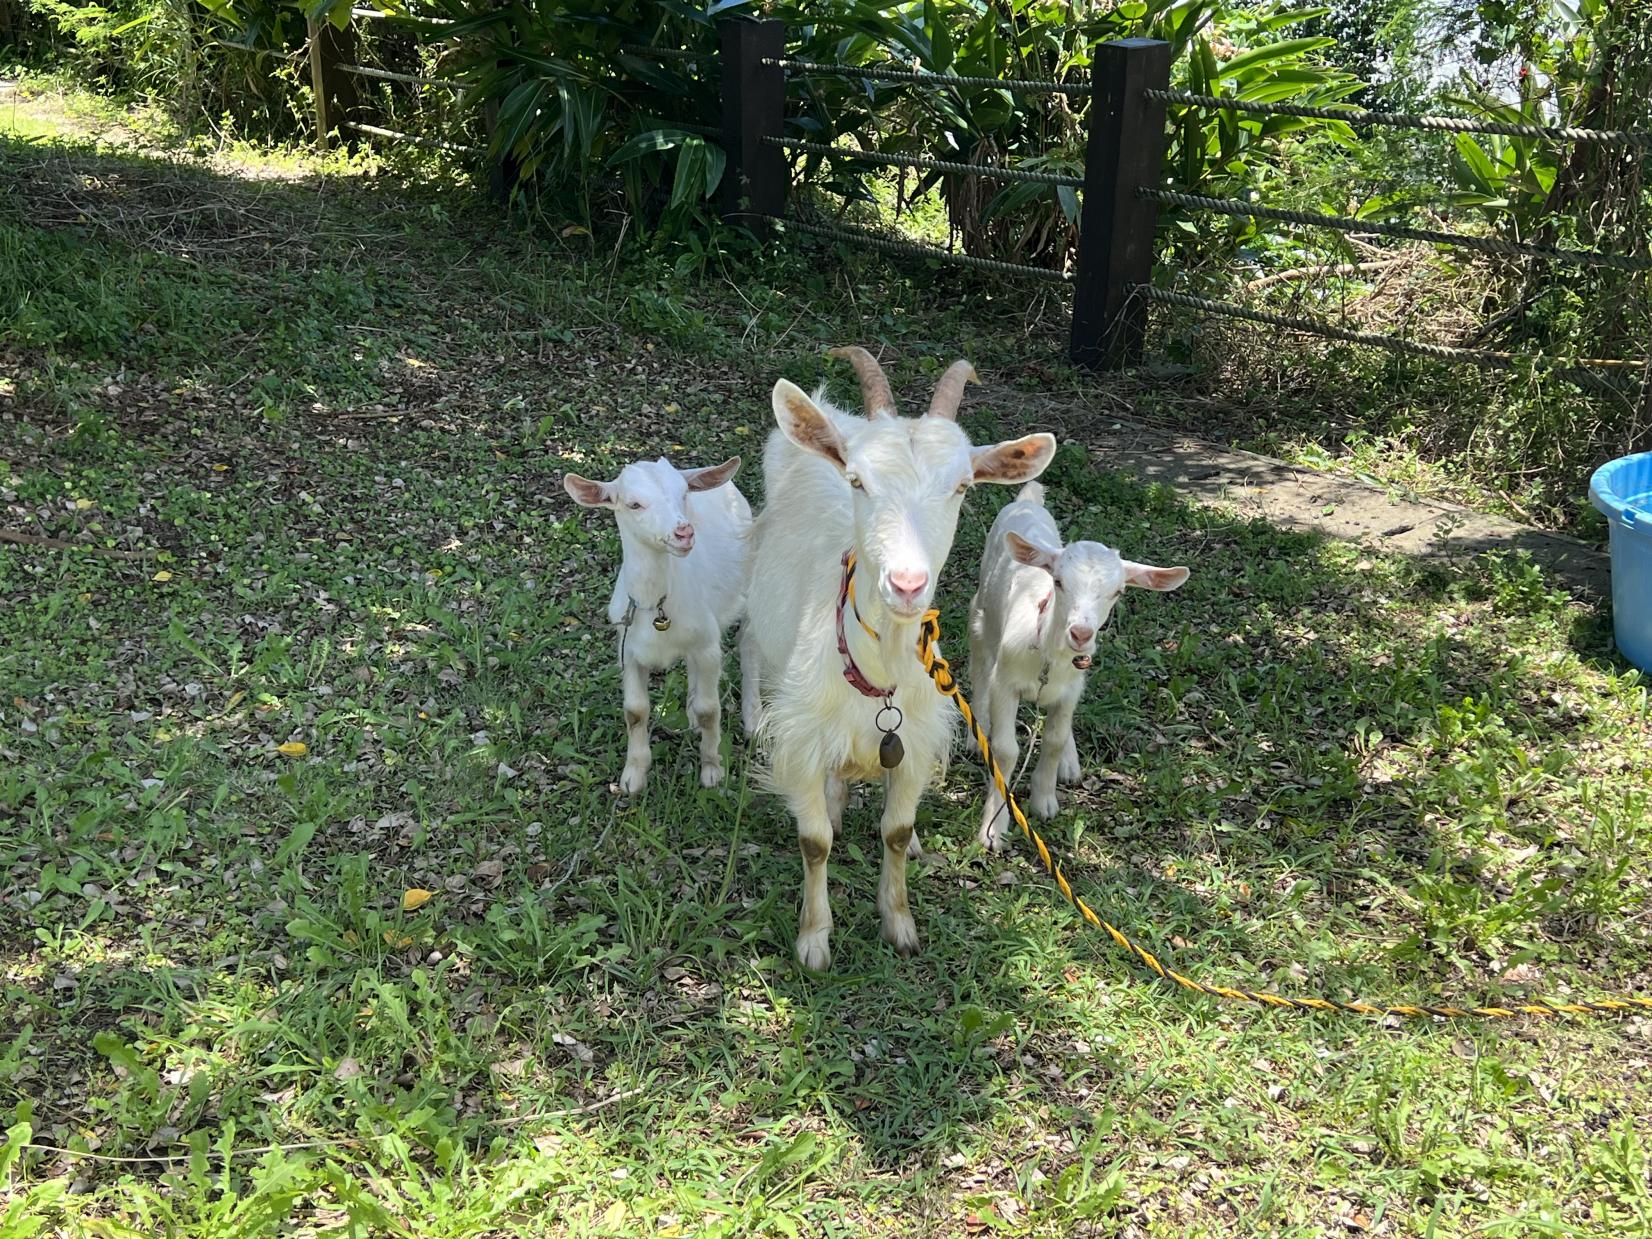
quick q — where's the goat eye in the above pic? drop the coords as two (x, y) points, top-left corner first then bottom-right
(847, 475), (864, 491)
(627, 501), (644, 511)
(1053, 577), (1064, 590)
(955, 480), (969, 495)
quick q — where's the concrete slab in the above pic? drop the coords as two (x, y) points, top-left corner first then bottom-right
(994, 397), (1610, 598)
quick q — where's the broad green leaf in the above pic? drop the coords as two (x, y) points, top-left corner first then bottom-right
(0, 1121), (30, 1179)
(668, 138), (708, 211)
(1255, 6), (1330, 30)
(702, 142), (726, 197)
(109, 12), (157, 34)
(1056, 184), (1079, 225)
(1452, 132), (1499, 191)
(557, 80), (605, 161)
(924, 0), (954, 71)
(609, 128), (691, 163)
(1219, 36), (1335, 80)
(495, 79), (550, 159)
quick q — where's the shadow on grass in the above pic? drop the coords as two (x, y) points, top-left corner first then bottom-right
(3, 127), (1647, 1191)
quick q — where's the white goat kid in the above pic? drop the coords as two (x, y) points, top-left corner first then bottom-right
(746, 348), (1056, 971)
(969, 481), (1188, 850)
(563, 456), (752, 794)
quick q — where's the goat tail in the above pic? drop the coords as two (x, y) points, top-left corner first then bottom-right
(1017, 480), (1046, 506)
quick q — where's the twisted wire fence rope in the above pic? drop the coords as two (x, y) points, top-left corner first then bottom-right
(1148, 89), (1652, 146)
(1143, 188), (1651, 272)
(766, 57), (1089, 94)
(618, 45), (702, 62)
(783, 216), (1072, 282)
(1140, 286), (1648, 371)
(337, 63), (464, 89)
(339, 121), (483, 155)
(767, 136), (1084, 188)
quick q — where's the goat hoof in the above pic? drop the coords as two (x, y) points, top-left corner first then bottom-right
(979, 805), (1010, 852)
(741, 707), (760, 736)
(796, 930), (832, 973)
(618, 765), (649, 796)
(1029, 791), (1060, 820)
(1058, 755), (1082, 784)
(881, 914), (920, 958)
(700, 763), (724, 789)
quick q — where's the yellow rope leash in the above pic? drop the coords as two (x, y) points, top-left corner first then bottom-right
(913, 613), (1652, 1021)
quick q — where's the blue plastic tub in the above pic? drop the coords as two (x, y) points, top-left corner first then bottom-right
(1590, 451), (1652, 673)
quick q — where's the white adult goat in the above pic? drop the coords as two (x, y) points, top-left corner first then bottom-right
(745, 347), (1056, 970)
(968, 481), (1189, 849)
(563, 455), (753, 794)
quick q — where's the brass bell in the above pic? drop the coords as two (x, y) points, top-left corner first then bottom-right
(652, 614), (671, 632)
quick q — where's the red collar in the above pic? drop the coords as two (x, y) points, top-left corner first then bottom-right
(837, 551), (889, 699)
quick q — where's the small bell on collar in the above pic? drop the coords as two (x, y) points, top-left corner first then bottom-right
(652, 613), (671, 632)
(879, 730), (905, 769)
(875, 700), (904, 769)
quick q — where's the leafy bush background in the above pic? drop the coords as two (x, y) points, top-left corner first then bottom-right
(4, 0), (1647, 531)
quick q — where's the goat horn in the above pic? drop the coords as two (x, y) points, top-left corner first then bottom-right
(927, 360), (979, 420)
(828, 346), (897, 419)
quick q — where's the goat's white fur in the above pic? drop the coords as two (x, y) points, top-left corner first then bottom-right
(563, 456), (753, 794)
(745, 357), (1056, 970)
(968, 481), (1189, 849)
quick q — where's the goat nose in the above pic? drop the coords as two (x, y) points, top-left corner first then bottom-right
(673, 522), (695, 541)
(1069, 624), (1096, 645)
(889, 568), (929, 599)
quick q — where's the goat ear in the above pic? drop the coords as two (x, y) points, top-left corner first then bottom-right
(683, 456), (741, 492)
(1124, 562), (1190, 592)
(563, 473), (614, 508)
(1006, 531), (1059, 573)
(773, 379), (848, 470)
(970, 432), (1056, 485)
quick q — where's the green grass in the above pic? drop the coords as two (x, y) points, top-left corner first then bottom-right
(3, 97), (1652, 1238)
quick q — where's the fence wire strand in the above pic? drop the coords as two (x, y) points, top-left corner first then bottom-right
(1143, 188), (1651, 272)
(766, 136), (1084, 188)
(766, 57), (1088, 95)
(1140, 286), (1647, 371)
(1148, 89), (1652, 146)
(349, 6), (454, 24)
(783, 216), (1072, 282)
(338, 63), (464, 90)
(340, 121), (482, 155)
(618, 45), (703, 62)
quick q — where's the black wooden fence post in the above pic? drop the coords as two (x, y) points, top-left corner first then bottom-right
(306, 12), (359, 152)
(719, 18), (786, 229)
(485, 1), (521, 202)
(486, 78), (521, 203)
(1070, 38), (1171, 370)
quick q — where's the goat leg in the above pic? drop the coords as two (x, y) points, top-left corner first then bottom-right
(738, 622), (762, 736)
(978, 681), (1020, 852)
(618, 657), (653, 796)
(1029, 693), (1079, 819)
(687, 648), (723, 788)
(793, 782), (836, 972)
(878, 763), (924, 957)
